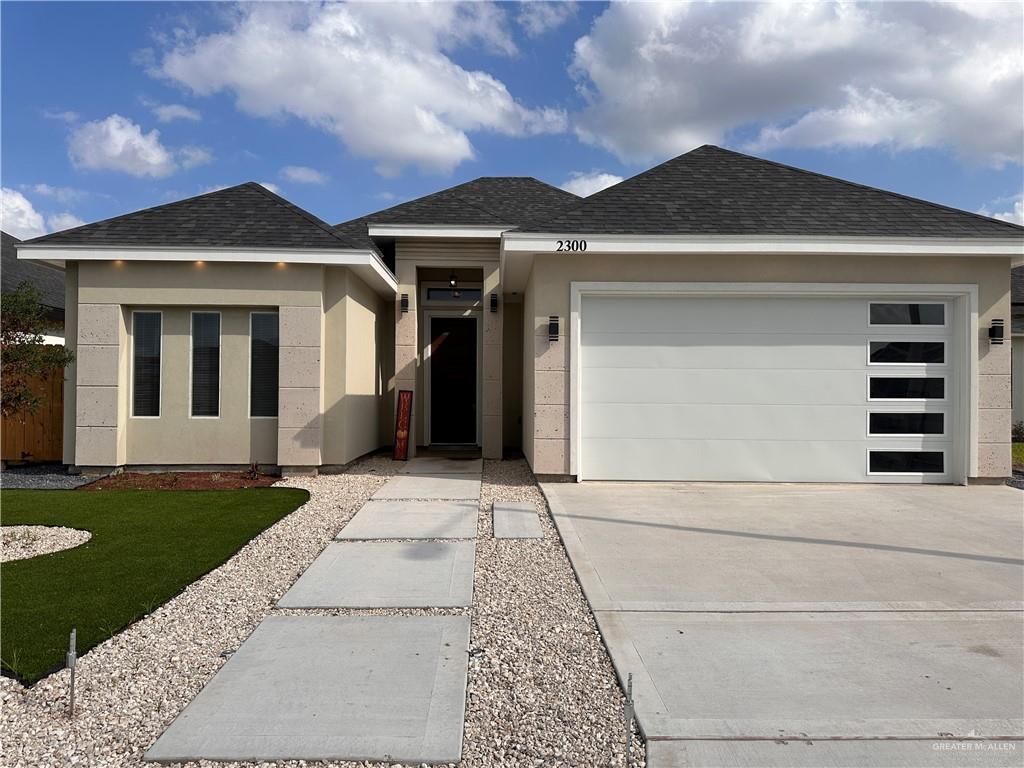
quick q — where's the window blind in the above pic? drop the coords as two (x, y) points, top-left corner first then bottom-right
(191, 312), (220, 417)
(250, 313), (279, 417)
(132, 312), (161, 417)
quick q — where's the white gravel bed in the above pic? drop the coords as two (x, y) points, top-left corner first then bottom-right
(2, 455), (642, 768)
(467, 459), (645, 767)
(1, 525), (92, 562)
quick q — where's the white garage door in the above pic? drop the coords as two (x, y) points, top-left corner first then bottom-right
(579, 295), (958, 483)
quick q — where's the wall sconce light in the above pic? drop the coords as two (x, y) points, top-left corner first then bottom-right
(490, 293), (498, 313)
(448, 273), (458, 288)
(548, 315), (559, 342)
(400, 293), (409, 313)
(988, 318), (1005, 344)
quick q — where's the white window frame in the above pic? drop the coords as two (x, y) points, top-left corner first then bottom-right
(189, 310), (222, 420)
(867, 374), (949, 403)
(130, 309), (163, 419)
(866, 339), (947, 367)
(866, 448), (947, 477)
(248, 311), (280, 420)
(865, 409), (948, 438)
(569, 282), (978, 484)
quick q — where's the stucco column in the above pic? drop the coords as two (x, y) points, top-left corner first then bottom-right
(278, 305), (323, 472)
(394, 261), (418, 456)
(481, 263), (503, 459)
(74, 302), (124, 468)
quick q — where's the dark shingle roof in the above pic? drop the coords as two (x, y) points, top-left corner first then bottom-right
(1013, 266), (1024, 304)
(334, 177), (580, 247)
(2, 231), (64, 312)
(517, 145), (1024, 238)
(21, 183), (362, 250)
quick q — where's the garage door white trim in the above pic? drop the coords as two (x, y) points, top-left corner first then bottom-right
(569, 282), (979, 483)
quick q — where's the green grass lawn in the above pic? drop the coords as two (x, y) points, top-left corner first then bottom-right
(1, 488), (308, 685)
(1013, 442), (1024, 469)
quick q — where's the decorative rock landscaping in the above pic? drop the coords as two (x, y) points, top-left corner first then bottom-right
(1, 526), (92, 562)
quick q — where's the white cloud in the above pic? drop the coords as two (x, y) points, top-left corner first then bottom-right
(67, 115), (213, 177)
(43, 109), (79, 123)
(1, 188), (84, 239)
(1, 188), (46, 239)
(152, 103), (201, 122)
(559, 170), (623, 197)
(179, 145), (213, 169)
(259, 182), (281, 194)
(68, 114), (178, 177)
(517, 2), (577, 37)
(46, 212), (86, 232)
(978, 194), (1024, 225)
(570, 2), (1024, 167)
(281, 165), (328, 184)
(28, 183), (87, 204)
(154, 3), (566, 175)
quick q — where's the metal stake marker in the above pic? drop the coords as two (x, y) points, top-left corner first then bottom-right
(66, 628), (77, 717)
(623, 672), (634, 768)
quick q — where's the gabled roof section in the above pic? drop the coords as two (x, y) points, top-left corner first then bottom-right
(334, 176), (580, 245)
(516, 145), (1024, 238)
(21, 183), (363, 250)
(2, 231), (64, 312)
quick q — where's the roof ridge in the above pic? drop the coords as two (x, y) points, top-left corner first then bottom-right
(244, 182), (360, 247)
(709, 145), (1024, 233)
(19, 182), (258, 245)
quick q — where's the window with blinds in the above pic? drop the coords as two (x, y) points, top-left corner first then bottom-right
(132, 312), (161, 417)
(191, 312), (221, 417)
(250, 312), (279, 417)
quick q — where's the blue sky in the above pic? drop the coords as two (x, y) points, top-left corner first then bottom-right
(2, 1), (1022, 240)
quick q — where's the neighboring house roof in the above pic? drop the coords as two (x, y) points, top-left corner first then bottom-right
(334, 177), (581, 248)
(20, 183), (362, 250)
(2, 230), (65, 312)
(516, 145), (1024, 238)
(1013, 266), (1024, 305)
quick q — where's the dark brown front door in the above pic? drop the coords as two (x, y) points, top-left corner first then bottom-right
(429, 316), (477, 444)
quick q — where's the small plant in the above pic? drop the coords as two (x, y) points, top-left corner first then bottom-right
(1013, 421), (1024, 443)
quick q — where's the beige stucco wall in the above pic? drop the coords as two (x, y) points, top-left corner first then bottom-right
(392, 238), (503, 458)
(522, 252), (1013, 479)
(322, 268), (387, 466)
(66, 259), (389, 470)
(125, 307), (278, 465)
(502, 299), (523, 450)
(1013, 336), (1024, 426)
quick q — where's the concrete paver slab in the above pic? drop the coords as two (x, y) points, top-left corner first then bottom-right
(277, 541), (475, 608)
(597, 610), (1023, 741)
(337, 501), (478, 540)
(373, 473), (481, 501)
(145, 615), (470, 763)
(397, 457), (483, 475)
(544, 483), (1024, 611)
(646, 739), (1024, 767)
(492, 502), (543, 539)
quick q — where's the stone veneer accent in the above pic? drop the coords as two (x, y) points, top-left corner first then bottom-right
(75, 303), (123, 467)
(277, 305), (323, 469)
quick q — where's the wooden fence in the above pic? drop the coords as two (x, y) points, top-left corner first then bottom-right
(1, 373), (64, 462)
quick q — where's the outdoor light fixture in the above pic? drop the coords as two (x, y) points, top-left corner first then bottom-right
(400, 293), (409, 313)
(548, 315), (559, 342)
(490, 293), (498, 313)
(989, 319), (1005, 344)
(449, 273), (458, 288)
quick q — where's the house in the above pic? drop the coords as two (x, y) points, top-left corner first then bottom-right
(2, 230), (65, 342)
(1013, 266), (1023, 426)
(16, 145), (1024, 483)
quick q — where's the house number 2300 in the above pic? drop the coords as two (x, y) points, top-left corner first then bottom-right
(555, 239), (587, 252)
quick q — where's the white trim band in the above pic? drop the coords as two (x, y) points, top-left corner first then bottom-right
(368, 224), (511, 239)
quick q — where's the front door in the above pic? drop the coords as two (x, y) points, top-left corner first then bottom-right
(429, 316), (478, 444)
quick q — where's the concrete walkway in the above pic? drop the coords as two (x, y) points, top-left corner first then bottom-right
(148, 461), (482, 764)
(543, 482), (1024, 768)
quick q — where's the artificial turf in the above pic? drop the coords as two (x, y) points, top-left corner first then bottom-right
(1, 488), (308, 684)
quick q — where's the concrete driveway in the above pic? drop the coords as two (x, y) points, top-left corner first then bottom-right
(542, 483), (1024, 767)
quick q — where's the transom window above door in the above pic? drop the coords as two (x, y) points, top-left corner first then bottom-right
(420, 280), (483, 308)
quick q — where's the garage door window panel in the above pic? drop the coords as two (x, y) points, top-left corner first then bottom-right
(869, 377), (945, 400)
(869, 450), (945, 474)
(868, 412), (945, 436)
(869, 340), (945, 365)
(869, 303), (945, 326)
